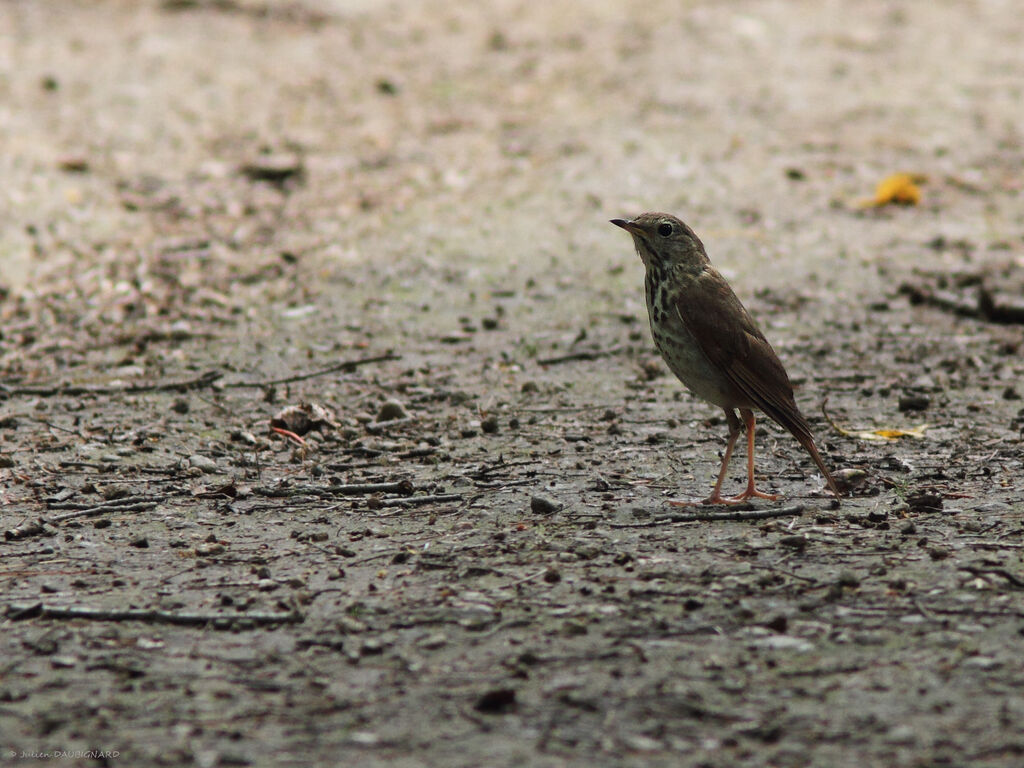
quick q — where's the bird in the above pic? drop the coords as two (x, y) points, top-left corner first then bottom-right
(610, 212), (842, 505)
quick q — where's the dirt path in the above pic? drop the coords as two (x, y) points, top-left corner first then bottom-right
(2, 1), (1023, 766)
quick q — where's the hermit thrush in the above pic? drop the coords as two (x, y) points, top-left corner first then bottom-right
(611, 213), (842, 505)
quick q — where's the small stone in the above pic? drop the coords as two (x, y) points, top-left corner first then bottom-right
(376, 399), (408, 422)
(418, 633), (448, 649)
(562, 620), (588, 636)
(171, 398), (190, 414)
(188, 454), (219, 473)
(906, 492), (943, 514)
(898, 393), (931, 412)
(778, 535), (808, 550)
(474, 688), (516, 714)
(530, 496), (559, 515)
(836, 570), (860, 588)
(130, 536), (149, 548)
(543, 568), (561, 584)
(99, 484), (131, 500)
(833, 468), (868, 494)
(240, 153), (304, 184)
(481, 415), (499, 434)
(230, 430), (258, 445)
(521, 381), (540, 394)
(58, 156), (90, 173)
(928, 546), (951, 560)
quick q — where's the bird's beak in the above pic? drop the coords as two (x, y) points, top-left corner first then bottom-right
(610, 218), (638, 233)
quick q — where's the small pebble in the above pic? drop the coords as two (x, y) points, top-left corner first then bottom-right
(836, 569), (860, 588)
(376, 399), (408, 422)
(530, 496), (559, 515)
(778, 535), (808, 550)
(188, 454), (219, 473)
(898, 393), (931, 412)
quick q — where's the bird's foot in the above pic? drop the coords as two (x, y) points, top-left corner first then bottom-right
(668, 494), (745, 507)
(725, 487), (779, 503)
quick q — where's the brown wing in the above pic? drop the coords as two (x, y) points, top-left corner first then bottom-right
(675, 266), (812, 439)
(675, 266), (841, 496)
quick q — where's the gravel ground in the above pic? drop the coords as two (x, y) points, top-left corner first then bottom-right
(2, 1), (1023, 766)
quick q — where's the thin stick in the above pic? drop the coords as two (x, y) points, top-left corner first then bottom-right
(2, 370), (224, 398)
(43, 501), (159, 525)
(960, 566), (1024, 589)
(223, 353), (401, 388)
(1, 354), (401, 399)
(380, 493), (463, 507)
(536, 347), (625, 366)
(5, 603), (303, 627)
(611, 505), (804, 528)
(253, 480), (414, 498)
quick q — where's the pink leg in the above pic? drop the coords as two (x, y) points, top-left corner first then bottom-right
(669, 410), (749, 506)
(723, 409), (779, 502)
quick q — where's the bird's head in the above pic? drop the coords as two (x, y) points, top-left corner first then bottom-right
(610, 213), (708, 273)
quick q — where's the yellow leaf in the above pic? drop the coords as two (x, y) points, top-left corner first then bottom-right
(832, 423), (930, 442)
(860, 173), (926, 208)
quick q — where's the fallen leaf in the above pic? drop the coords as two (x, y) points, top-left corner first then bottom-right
(832, 422), (930, 442)
(860, 173), (926, 208)
(822, 397), (929, 441)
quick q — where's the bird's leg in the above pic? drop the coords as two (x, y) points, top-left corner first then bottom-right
(725, 409), (779, 502)
(669, 409), (745, 506)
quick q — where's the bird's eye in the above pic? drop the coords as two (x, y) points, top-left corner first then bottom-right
(657, 222), (673, 237)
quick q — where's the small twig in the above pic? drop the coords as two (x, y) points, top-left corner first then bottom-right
(821, 395), (845, 437)
(912, 598), (934, 621)
(610, 505), (804, 527)
(3, 520), (48, 541)
(746, 562), (820, 584)
(379, 493), (463, 507)
(43, 501), (159, 525)
(45, 494), (167, 511)
(3, 370), (224, 398)
(2, 355), (401, 399)
(223, 353), (401, 389)
(253, 480), (414, 498)
(365, 416), (417, 435)
(960, 565), (1024, 589)
(5, 603), (304, 627)
(36, 418), (89, 439)
(536, 347), (625, 366)
(499, 569), (549, 590)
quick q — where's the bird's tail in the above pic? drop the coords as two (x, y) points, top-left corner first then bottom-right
(793, 428), (842, 499)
